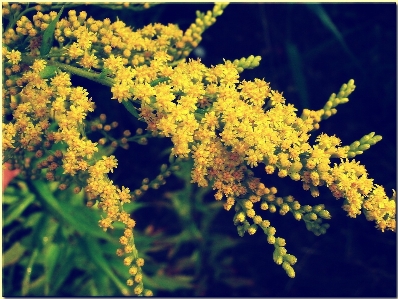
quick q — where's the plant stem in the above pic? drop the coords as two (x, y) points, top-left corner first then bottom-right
(20, 54), (115, 87)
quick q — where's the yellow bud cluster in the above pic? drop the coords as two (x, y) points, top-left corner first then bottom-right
(232, 55), (262, 73)
(320, 79), (355, 122)
(179, 3), (228, 55)
(344, 132), (383, 158)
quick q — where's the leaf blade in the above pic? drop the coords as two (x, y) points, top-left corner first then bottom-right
(40, 6), (64, 56)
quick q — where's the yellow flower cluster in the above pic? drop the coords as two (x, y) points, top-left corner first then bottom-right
(1, 5), (227, 293)
(3, 4), (227, 70)
(3, 3), (395, 290)
(105, 45), (395, 275)
(107, 52), (395, 239)
(2, 52), (148, 294)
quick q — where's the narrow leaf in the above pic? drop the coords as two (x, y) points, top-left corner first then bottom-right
(286, 42), (309, 108)
(43, 243), (61, 295)
(51, 247), (75, 293)
(22, 248), (39, 296)
(30, 180), (113, 241)
(122, 100), (140, 118)
(144, 274), (193, 291)
(150, 77), (170, 87)
(39, 65), (58, 79)
(3, 194), (35, 226)
(80, 237), (131, 296)
(3, 242), (27, 267)
(40, 6), (64, 56)
(306, 4), (361, 68)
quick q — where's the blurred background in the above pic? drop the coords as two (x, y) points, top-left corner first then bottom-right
(4, 3), (396, 297)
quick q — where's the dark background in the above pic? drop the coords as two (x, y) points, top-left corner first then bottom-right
(77, 3), (396, 297)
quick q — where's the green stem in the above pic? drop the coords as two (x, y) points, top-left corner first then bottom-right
(20, 55), (115, 87)
(6, 5), (38, 31)
(47, 60), (115, 87)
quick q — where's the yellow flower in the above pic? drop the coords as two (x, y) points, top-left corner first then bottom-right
(269, 90), (285, 105)
(6, 49), (21, 64)
(2, 123), (17, 150)
(118, 186), (132, 204)
(111, 82), (132, 102)
(133, 82), (155, 104)
(103, 54), (125, 73)
(78, 52), (99, 69)
(102, 155), (118, 172)
(68, 42), (84, 59)
(31, 59), (47, 72)
(238, 78), (270, 107)
(51, 72), (72, 89)
(363, 185), (396, 232)
(76, 28), (97, 50)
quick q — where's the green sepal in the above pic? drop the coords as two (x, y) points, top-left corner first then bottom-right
(346, 132), (382, 158)
(237, 225), (245, 237)
(232, 55), (261, 73)
(359, 132), (375, 143)
(368, 135), (382, 145)
(358, 144), (371, 151)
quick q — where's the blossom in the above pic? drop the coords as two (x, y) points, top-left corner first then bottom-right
(5, 49), (21, 64)
(3, 6), (394, 290)
(31, 59), (47, 72)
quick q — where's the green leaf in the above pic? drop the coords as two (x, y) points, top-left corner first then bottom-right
(79, 236), (131, 296)
(122, 100), (140, 118)
(29, 213), (53, 249)
(3, 242), (27, 267)
(94, 269), (113, 296)
(40, 6), (64, 56)
(144, 274), (193, 291)
(3, 194), (35, 226)
(28, 274), (47, 295)
(30, 180), (113, 241)
(209, 234), (240, 262)
(286, 42), (309, 108)
(22, 248), (40, 296)
(306, 4), (361, 68)
(43, 243), (61, 295)
(222, 276), (253, 288)
(122, 202), (146, 214)
(69, 272), (91, 295)
(2, 193), (20, 204)
(39, 65), (58, 79)
(99, 68), (113, 79)
(150, 76), (170, 87)
(51, 247), (76, 293)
